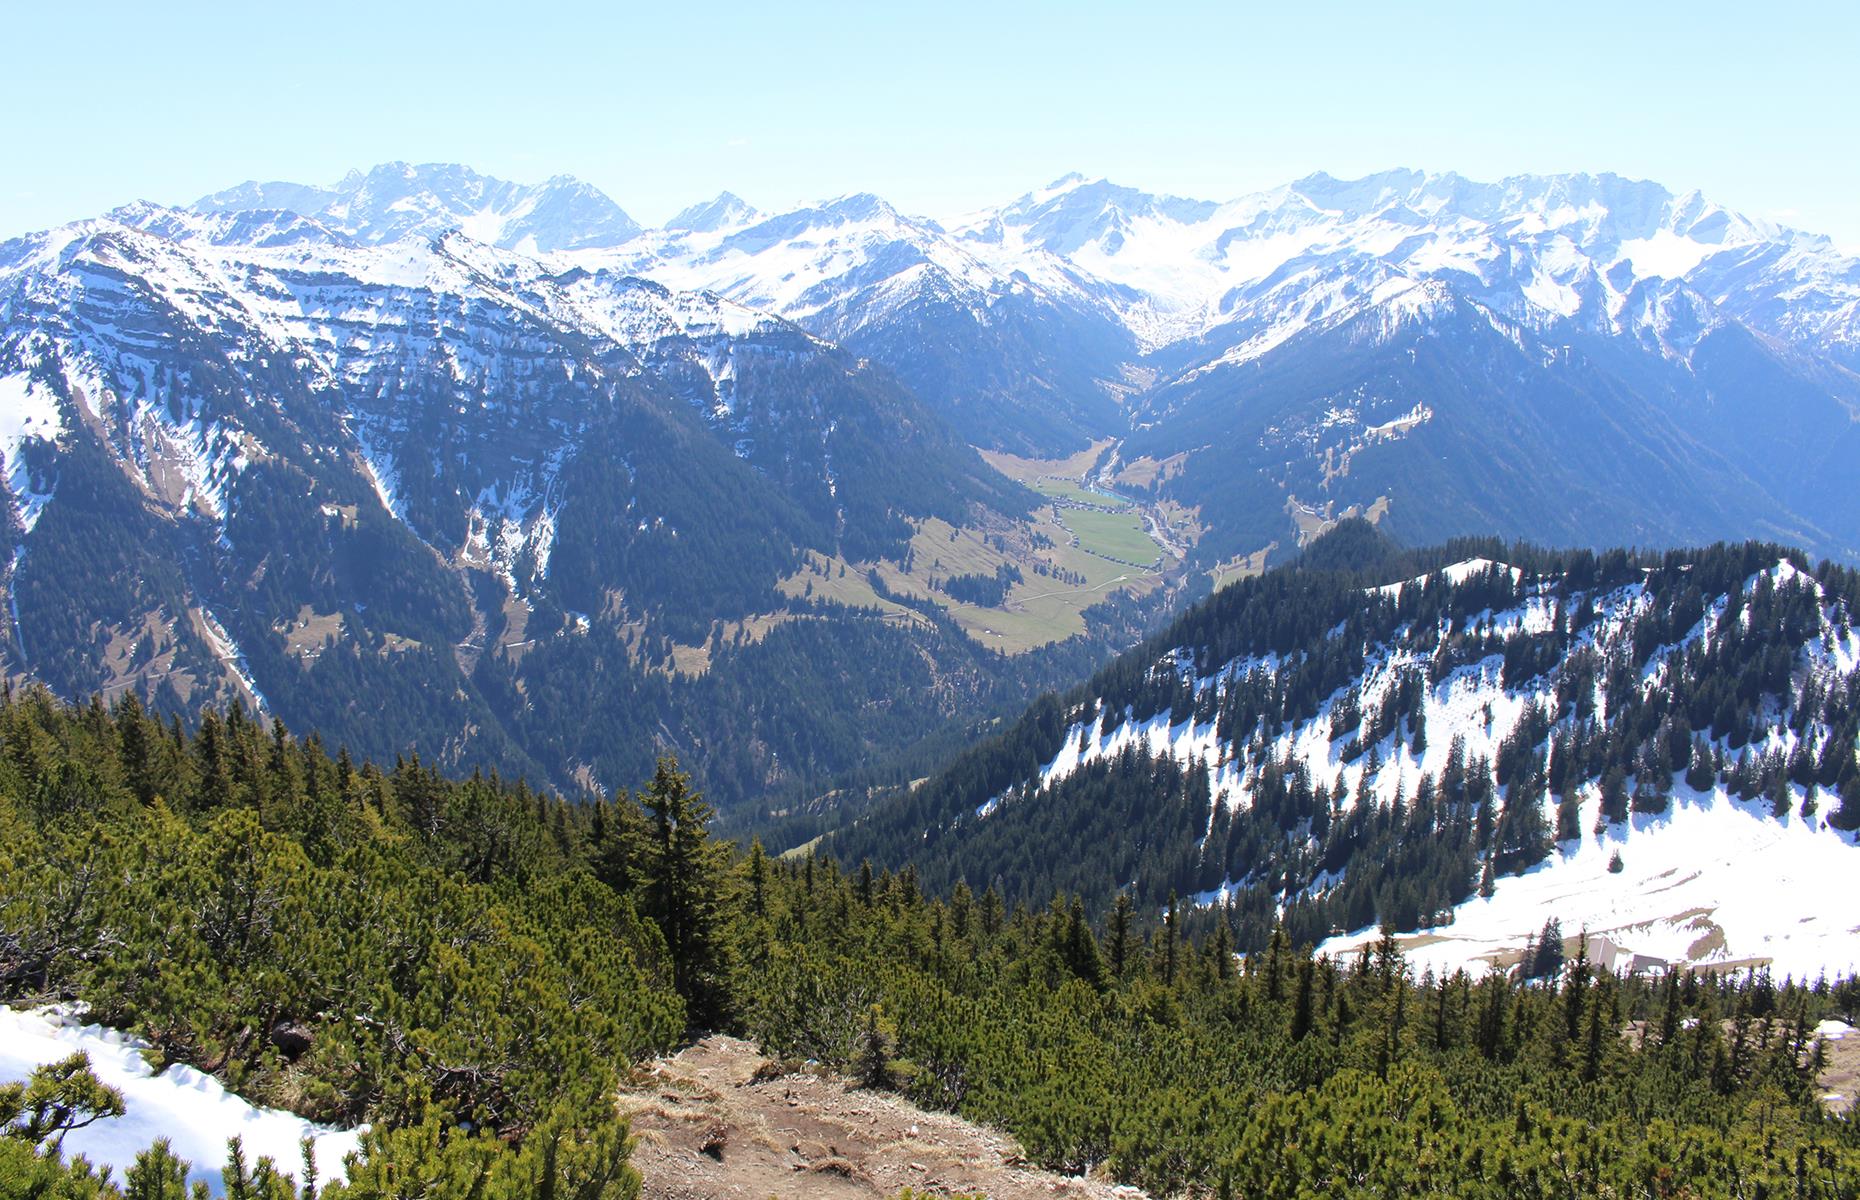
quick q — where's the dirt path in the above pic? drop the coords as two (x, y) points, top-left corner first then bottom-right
(619, 1036), (1146, 1200)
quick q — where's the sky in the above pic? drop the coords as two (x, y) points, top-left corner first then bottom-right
(5, 0), (1856, 248)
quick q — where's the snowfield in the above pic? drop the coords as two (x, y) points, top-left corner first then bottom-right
(0, 1004), (362, 1192)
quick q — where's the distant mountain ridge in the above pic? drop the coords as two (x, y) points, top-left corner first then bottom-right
(195, 161), (644, 252)
(168, 162), (1860, 368)
(168, 162), (1860, 460)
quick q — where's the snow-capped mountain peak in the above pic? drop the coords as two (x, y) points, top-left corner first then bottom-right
(194, 162), (641, 253)
(124, 162), (1856, 379)
(664, 192), (760, 234)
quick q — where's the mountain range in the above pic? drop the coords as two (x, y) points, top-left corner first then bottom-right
(201, 162), (1860, 554)
(2, 161), (1858, 806)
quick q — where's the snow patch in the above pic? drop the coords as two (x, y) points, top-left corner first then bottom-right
(196, 607), (269, 714)
(0, 1004), (362, 1193)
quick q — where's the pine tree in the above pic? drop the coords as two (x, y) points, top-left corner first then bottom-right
(1210, 919), (1235, 983)
(1161, 893), (1180, 986)
(1290, 955), (1317, 1041)
(1686, 736), (1717, 792)
(589, 795), (647, 894)
(0, 1052), (126, 1151)
(1768, 770), (1793, 820)
(1063, 897), (1107, 986)
(745, 838), (770, 918)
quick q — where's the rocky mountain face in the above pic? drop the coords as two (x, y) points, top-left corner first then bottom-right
(168, 167), (1860, 567)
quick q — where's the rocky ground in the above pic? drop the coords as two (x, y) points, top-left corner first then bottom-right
(618, 1036), (1146, 1200)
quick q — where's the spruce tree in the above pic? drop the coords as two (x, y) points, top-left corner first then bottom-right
(1107, 892), (1133, 979)
(639, 756), (735, 1031)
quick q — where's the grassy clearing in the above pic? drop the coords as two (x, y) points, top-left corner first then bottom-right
(1208, 544), (1276, 590)
(1031, 478), (1131, 509)
(778, 550), (932, 627)
(1112, 451), (1188, 490)
(749, 435), (1183, 655)
(1064, 507), (1161, 565)
(1153, 499), (1204, 548)
(276, 605), (346, 659)
(1284, 493), (1391, 547)
(934, 511), (1161, 652)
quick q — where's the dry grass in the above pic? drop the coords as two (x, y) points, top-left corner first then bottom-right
(976, 439), (1115, 486)
(1208, 544), (1277, 590)
(275, 604), (347, 660)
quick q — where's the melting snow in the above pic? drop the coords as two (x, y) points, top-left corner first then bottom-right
(1321, 783), (1860, 981)
(0, 1004), (361, 1193)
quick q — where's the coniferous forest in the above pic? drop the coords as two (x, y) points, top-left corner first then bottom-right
(4, 684), (1860, 1197)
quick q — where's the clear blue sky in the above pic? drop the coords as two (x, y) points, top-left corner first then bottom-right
(6, 0), (1856, 248)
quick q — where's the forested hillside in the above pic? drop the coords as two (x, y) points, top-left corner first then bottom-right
(829, 527), (1860, 969)
(5, 688), (1860, 1196)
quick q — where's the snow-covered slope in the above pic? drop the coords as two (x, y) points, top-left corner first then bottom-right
(581, 191), (1135, 449)
(1321, 787), (1860, 981)
(550, 165), (1860, 462)
(852, 542), (1860, 978)
(0, 193), (1028, 794)
(149, 163), (1860, 463)
(0, 1004), (361, 1192)
(570, 191), (1101, 330)
(0, 206), (830, 590)
(167, 163), (1860, 379)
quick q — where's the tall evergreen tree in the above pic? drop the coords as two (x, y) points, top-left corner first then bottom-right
(639, 757), (736, 1031)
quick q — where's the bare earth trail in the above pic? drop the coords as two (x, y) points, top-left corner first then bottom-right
(619, 1036), (1146, 1200)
